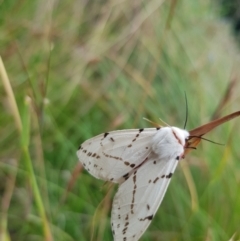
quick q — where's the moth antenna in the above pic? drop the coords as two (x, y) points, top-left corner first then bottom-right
(158, 117), (170, 127)
(189, 135), (225, 146)
(142, 117), (161, 127)
(183, 91), (188, 129)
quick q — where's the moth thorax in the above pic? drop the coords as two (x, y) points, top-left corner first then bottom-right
(151, 127), (189, 160)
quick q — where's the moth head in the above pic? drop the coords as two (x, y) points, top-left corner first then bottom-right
(171, 127), (189, 146)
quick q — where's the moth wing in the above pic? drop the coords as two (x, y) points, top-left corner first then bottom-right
(77, 128), (160, 183)
(111, 152), (178, 241)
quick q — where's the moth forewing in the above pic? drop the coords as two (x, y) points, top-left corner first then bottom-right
(77, 128), (160, 183)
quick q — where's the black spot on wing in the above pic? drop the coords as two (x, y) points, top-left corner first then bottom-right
(123, 172), (130, 180)
(166, 173), (173, 178)
(153, 177), (159, 183)
(156, 127), (161, 130)
(122, 222), (129, 234)
(161, 173), (173, 178)
(131, 171), (138, 214)
(103, 151), (122, 160)
(139, 215), (154, 221)
(104, 132), (109, 138)
(148, 215), (153, 220)
(110, 137), (115, 142)
(130, 128), (145, 144)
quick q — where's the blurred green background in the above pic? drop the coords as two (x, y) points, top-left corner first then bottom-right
(1, 0), (240, 240)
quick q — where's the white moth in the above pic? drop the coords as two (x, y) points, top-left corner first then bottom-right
(77, 111), (240, 241)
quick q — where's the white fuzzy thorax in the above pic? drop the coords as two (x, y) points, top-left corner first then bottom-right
(151, 127), (189, 160)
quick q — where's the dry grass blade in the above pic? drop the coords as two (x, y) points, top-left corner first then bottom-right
(0, 56), (22, 133)
(0, 160), (18, 241)
(211, 77), (237, 120)
(180, 161), (198, 211)
(184, 111), (240, 155)
(60, 162), (83, 204)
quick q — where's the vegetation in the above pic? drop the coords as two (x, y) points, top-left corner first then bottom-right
(1, 0), (240, 240)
